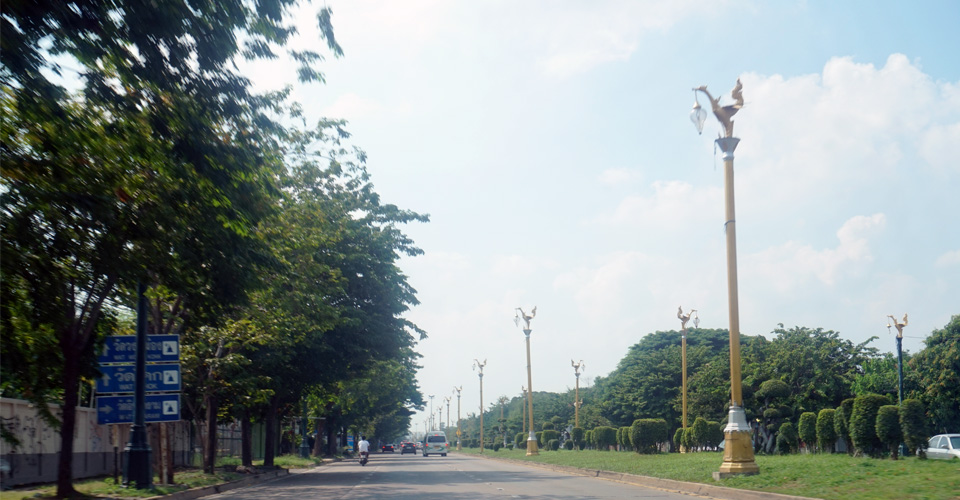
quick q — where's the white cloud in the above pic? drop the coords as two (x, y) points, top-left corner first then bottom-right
(554, 251), (657, 315)
(749, 214), (886, 290)
(599, 180), (720, 234)
(919, 122), (960, 173)
(935, 249), (960, 267)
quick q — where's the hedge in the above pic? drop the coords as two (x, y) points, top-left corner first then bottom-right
(778, 421), (798, 454)
(835, 398), (855, 455)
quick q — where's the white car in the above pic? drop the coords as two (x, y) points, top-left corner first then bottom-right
(926, 434), (960, 459)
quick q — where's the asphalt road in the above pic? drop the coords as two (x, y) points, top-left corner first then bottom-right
(203, 452), (700, 500)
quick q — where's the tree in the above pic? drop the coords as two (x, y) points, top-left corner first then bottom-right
(849, 394), (888, 457)
(834, 398), (855, 455)
(816, 409), (837, 453)
(875, 405), (901, 460)
(899, 399), (926, 459)
(798, 412), (818, 453)
(755, 379), (791, 454)
(2, 1), (343, 495)
(777, 421), (798, 454)
(909, 315), (960, 434)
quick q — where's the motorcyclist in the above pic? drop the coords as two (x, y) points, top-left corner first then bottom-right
(358, 435), (370, 464)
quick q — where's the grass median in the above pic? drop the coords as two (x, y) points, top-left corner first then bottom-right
(0, 454), (323, 499)
(455, 447), (960, 500)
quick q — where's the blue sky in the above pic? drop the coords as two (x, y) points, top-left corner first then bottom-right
(244, 0), (960, 432)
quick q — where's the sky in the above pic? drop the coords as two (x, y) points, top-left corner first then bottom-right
(243, 0), (960, 435)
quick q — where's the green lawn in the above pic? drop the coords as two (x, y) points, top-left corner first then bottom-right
(456, 448), (960, 500)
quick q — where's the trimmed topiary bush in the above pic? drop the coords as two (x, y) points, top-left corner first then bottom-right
(816, 409), (837, 453)
(585, 430), (594, 449)
(594, 426), (617, 450)
(900, 398), (927, 459)
(542, 422), (556, 431)
(876, 405), (902, 460)
(515, 432), (526, 450)
(541, 429), (559, 446)
(673, 427), (685, 452)
(835, 398), (855, 455)
(681, 427), (693, 450)
(690, 417), (710, 451)
(705, 421), (724, 450)
(548, 439), (560, 451)
(849, 394), (888, 457)
(778, 421), (798, 454)
(535, 431), (543, 448)
(798, 412), (818, 452)
(629, 419), (667, 454)
(571, 427), (584, 450)
(563, 439), (574, 450)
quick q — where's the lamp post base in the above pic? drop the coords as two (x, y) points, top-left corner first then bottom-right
(714, 405), (758, 479)
(526, 432), (539, 456)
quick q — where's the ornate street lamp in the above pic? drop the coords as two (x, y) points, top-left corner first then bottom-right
(677, 307), (699, 430)
(444, 396), (451, 431)
(571, 360), (585, 428)
(690, 79), (759, 478)
(887, 314), (908, 406)
(515, 306), (539, 456)
(428, 394), (435, 432)
(473, 359), (486, 452)
(454, 386), (463, 450)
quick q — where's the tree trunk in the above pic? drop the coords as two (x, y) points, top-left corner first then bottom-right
(263, 395), (279, 467)
(56, 353), (81, 498)
(312, 420), (322, 457)
(241, 412), (253, 467)
(326, 422), (336, 457)
(204, 394), (218, 473)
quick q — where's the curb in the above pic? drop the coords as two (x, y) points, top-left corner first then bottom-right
(145, 468), (291, 500)
(475, 455), (820, 500)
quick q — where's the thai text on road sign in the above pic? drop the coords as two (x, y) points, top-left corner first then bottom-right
(96, 364), (181, 394)
(96, 394), (181, 425)
(98, 335), (179, 364)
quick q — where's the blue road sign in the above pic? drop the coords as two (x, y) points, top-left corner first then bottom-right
(96, 364), (181, 394)
(98, 335), (180, 364)
(96, 394), (181, 425)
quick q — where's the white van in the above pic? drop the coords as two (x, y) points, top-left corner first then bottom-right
(422, 431), (449, 457)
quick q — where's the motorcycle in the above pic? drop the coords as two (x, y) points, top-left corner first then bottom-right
(359, 451), (369, 466)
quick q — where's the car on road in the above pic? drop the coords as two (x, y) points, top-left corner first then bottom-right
(926, 434), (960, 459)
(400, 442), (416, 454)
(422, 431), (449, 457)
(381, 444), (394, 453)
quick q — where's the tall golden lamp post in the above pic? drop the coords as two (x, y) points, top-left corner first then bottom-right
(472, 359), (486, 452)
(887, 314), (908, 406)
(454, 386), (463, 450)
(521, 386), (527, 435)
(428, 394), (435, 431)
(677, 307), (699, 430)
(690, 79), (759, 478)
(571, 360), (585, 428)
(514, 307), (539, 456)
(444, 396), (452, 431)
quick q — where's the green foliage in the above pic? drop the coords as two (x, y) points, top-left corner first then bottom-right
(849, 394), (888, 457)
(541, 429), (559, 445)
(835, 398), (855, 455)
(618, 427), (630, 449)
(542, 421), (555, 431)
(681, 427), (693, 449)
(798, 412), (818, 451)
(571, 426), (584, 448)
(597, 426), (619, 450)
(909, 315), (960, 434)
(673, 427), (685, 452)
(548, 439), (560, 451)
(515, 432), (526, 450)
(585, 430), (594, 449)
(875, 405), (902, 459)
(563, 439), (575, 450)
(816, 409), (837, 453)
(535, 431), (543, 447)
(690, 417), (710, 451)
(705, 421), (724, 450)
(899, 399), (927, 459)
(778, 421), (798, 454)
